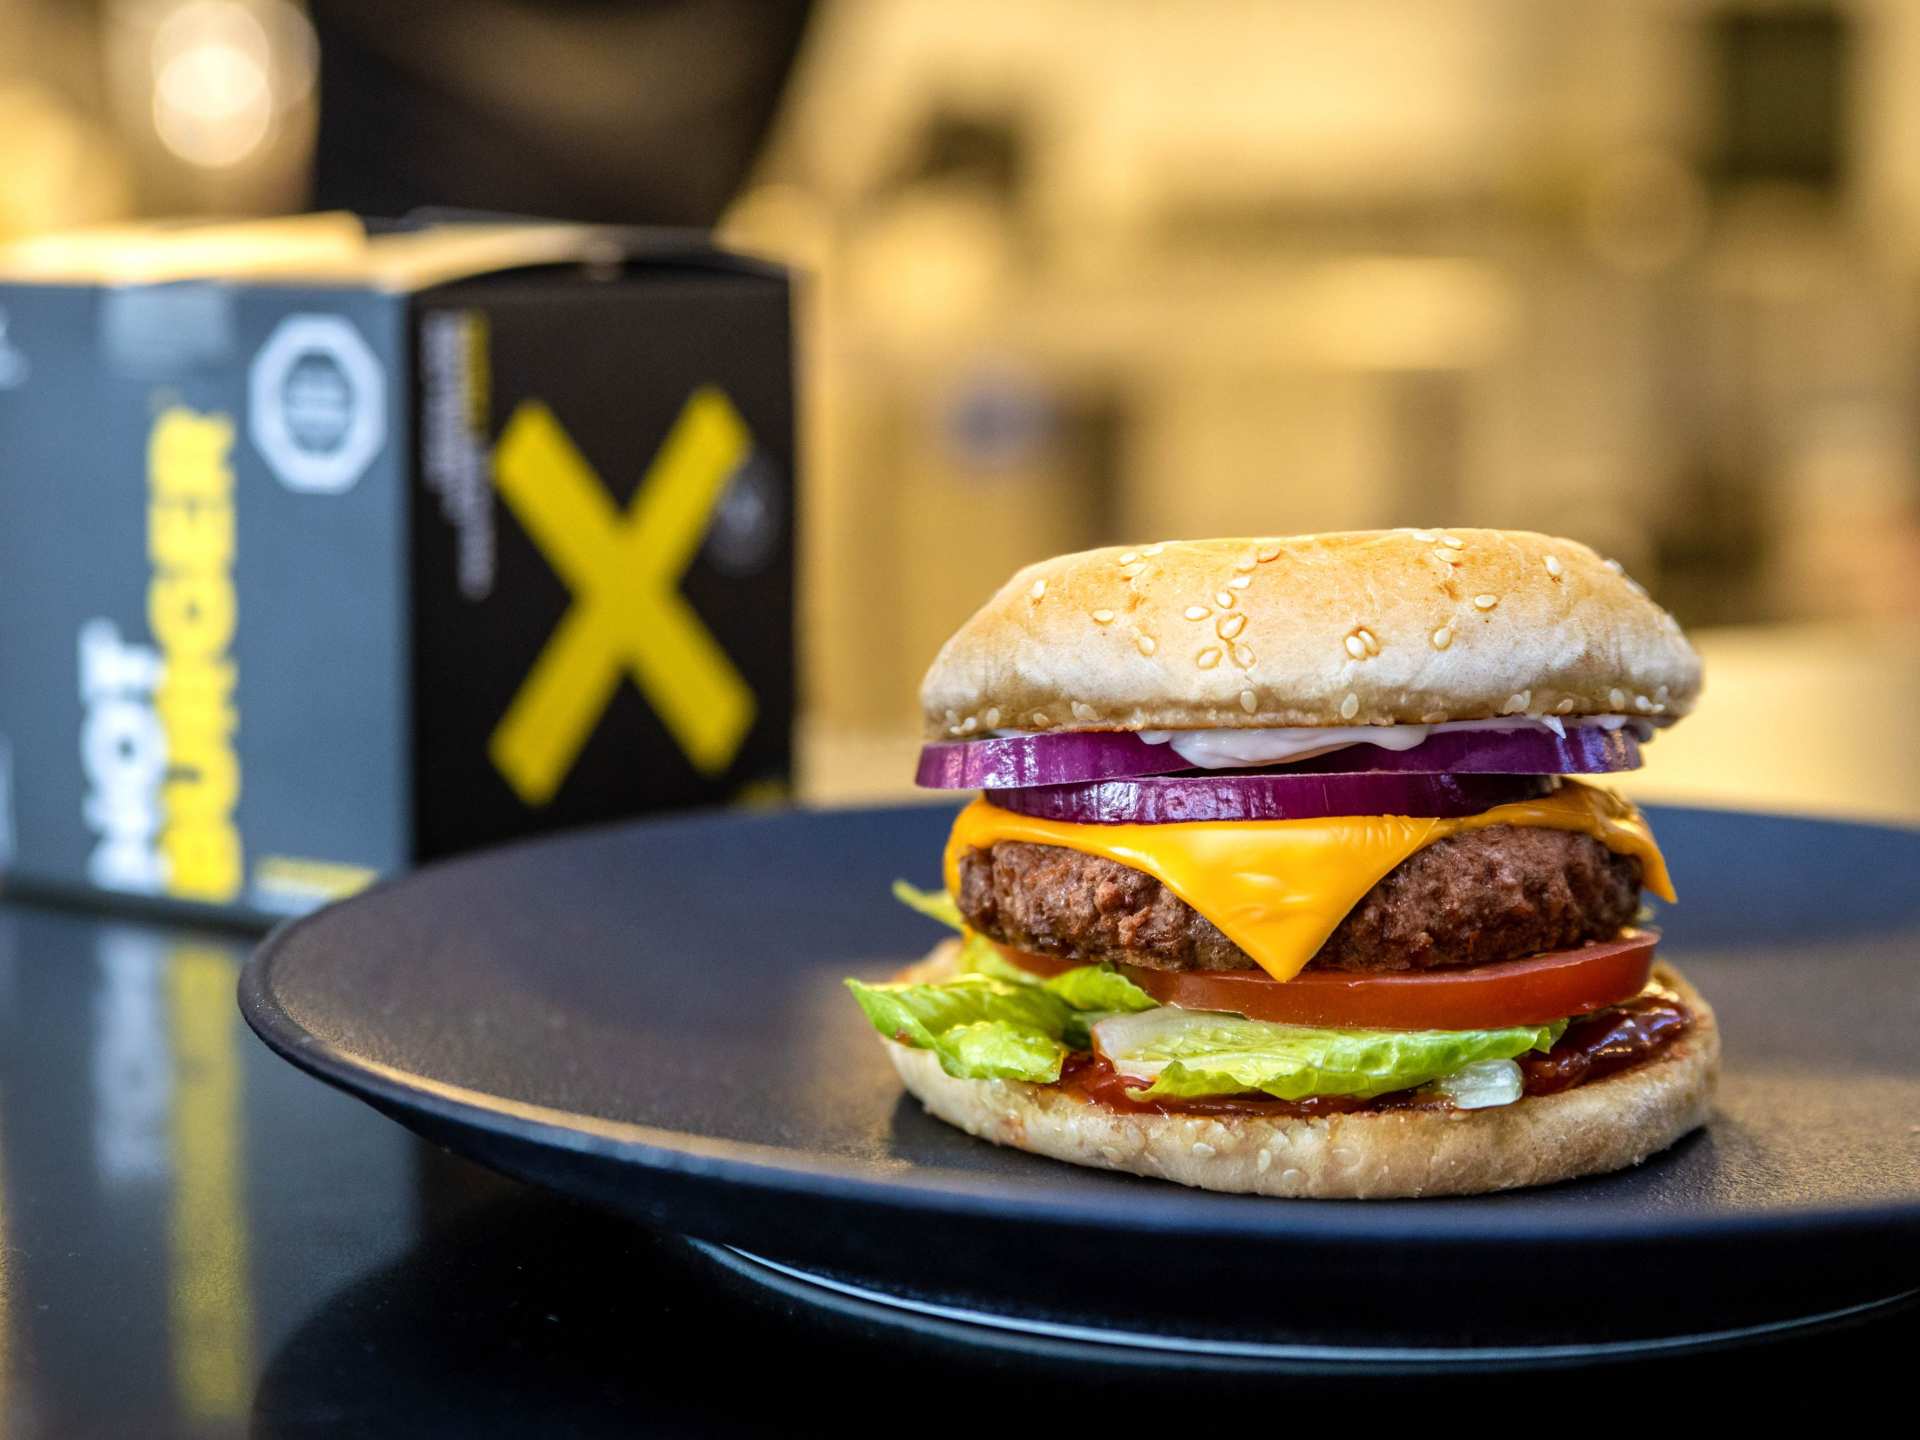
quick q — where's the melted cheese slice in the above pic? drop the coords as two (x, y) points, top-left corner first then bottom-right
(943, 780), (1673, 984)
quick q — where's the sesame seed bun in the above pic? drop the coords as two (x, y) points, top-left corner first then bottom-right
(884, 940), (1719, 1199)
(920, 530), (1701, 738)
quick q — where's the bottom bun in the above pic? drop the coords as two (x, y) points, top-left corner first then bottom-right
(883, 940), (1719, 1199)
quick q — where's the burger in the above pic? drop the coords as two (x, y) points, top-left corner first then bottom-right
(848, 530), (1717, 1198)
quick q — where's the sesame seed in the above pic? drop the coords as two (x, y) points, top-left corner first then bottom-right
(944, 709), (958, 724)
(982, 708), (1000, 728)
(1196, 647), (1223, 670)
(1410, 529), (1437, 543)
(1120, 562), (1145, 580)
(1144, 543), (1165, 556)
(958, 716), (978, 734)
(1604, 558), (1624, 574)
(1432, 548), (1460, 566)
(1635, 694), (1653, 712)
(1232, 643), (1255, 667)
(1340, 692), (1360, 720)
(1216, 590), (1235, 609)
(1609, 688), (1627, 708)
(1441, 534), (1464, 549)
(1256, 544), (1282, 563)
(1092, 609), (1115, 624)
(1234, 556), (1257, 572)
(1071, 701), (1098, 722)
(1240, 689), (1258, 714)
(1431, 626), (1453, 650)
(1472, 593), (1498, 610)
(1135, 634), (1157, 657)
(1192, 1141), (1217, 1159)
(1357, 628), (1379, 654)
(1219, 613), (1248, 640)
(1279, 1166), (1305, 1186)
(1503, 691), (1531, 714)
(1118, 551), (1138, 565)
(1029, 579), (1047, 601)
(1228, 575), (1251, 590)
(1544, 554), (1564, 578)
(1256, 1148), (1273, 1172)
(1031, 712), (1049, 726)
(1184, 605), (1210, 621)
(1344, 634), (1367, 659)
(1555, 697), (1575, 714)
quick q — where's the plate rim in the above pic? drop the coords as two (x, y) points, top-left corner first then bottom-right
(238, 802), (1920, 1251)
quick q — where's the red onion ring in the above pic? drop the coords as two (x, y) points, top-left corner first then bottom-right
(985, 772), (1559, 825)
(916, 731), (1176, 789)
(916, 724), (1641, 789)
(1279, 725), (1642, 776)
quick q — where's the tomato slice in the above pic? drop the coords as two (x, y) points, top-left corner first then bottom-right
(994, 932), (1658, 1030)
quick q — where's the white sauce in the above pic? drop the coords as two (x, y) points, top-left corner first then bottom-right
(987, 715), (1656, 768)
(1134, 715), (1649, 769)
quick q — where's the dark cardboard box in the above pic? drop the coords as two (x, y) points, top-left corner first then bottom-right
(0, 215), (793, 922)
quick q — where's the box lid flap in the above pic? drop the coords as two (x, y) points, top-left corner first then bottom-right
(0, 213), (774, 290)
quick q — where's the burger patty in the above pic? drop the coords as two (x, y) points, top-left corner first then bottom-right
(954, 826), (1644, 974)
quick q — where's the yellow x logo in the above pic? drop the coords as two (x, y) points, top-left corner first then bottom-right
(489, 387), (757, 805)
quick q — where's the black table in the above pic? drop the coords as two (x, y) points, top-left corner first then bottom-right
(0, 892), (1912, 1437)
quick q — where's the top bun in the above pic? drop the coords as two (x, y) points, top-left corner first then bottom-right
(920, 530), (1701, 737)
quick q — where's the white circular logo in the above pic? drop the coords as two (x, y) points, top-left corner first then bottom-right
(249, 315), (387, 494)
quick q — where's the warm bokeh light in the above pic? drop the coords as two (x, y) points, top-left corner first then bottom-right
(78, 0), (320, 212)
(150, 1), (277, 169)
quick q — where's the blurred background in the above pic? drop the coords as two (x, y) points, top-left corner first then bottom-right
(4, 0), (1918, 821)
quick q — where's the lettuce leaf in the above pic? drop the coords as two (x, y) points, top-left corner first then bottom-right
(1093, 1008), (1566, 1102)
(960, 940), (1156, 1012)
(845, 974), (1073, 1082)
(935, 1020), (1068, 1080)
(1040, 963), (1160, 1016)
(948, 937), (1156, 1046)
(850, 913), (1161, 1079)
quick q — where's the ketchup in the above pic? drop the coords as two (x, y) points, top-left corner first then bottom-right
(1516, 987), (1692, 1096)
(1060, 988), (1694, 1116)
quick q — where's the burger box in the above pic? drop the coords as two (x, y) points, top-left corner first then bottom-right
(0, 214), (794, 924)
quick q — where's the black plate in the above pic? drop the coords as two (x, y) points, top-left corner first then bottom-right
(241, 803), (1920, 1359)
